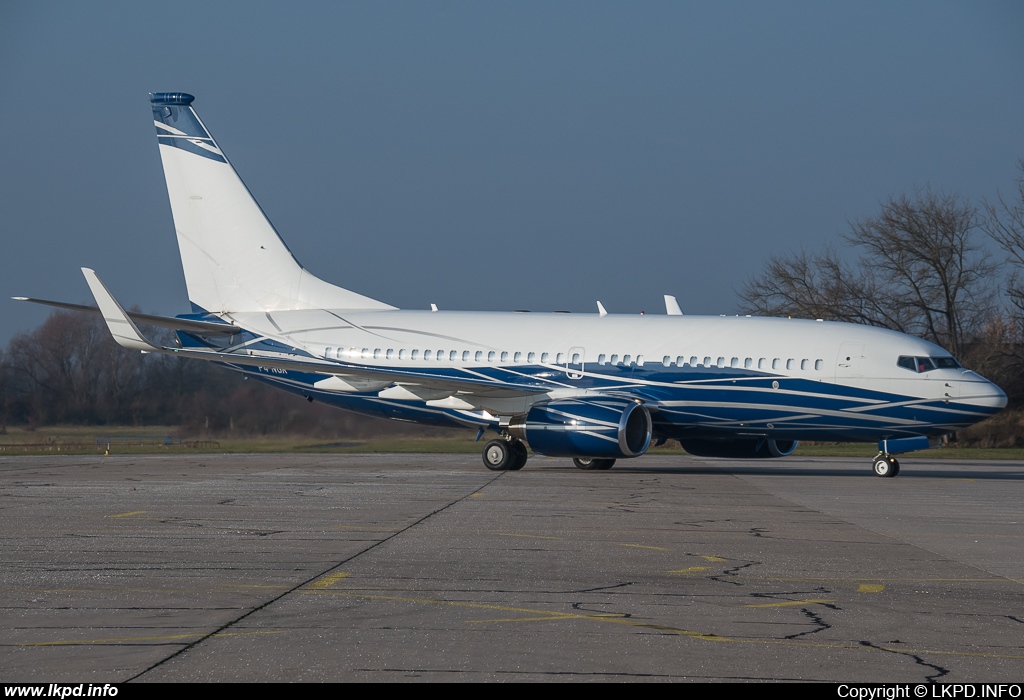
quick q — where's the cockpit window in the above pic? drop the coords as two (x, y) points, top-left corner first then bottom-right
(897, 355), (961, 373)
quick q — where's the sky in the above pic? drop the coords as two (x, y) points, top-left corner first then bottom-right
(1, 2), (1023, 345)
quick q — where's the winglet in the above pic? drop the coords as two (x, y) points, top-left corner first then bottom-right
(664, 295), (683, 316)
(596, 301), (608, 317)
(81, 268), (160, 352)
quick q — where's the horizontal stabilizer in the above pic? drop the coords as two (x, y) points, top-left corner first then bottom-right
(12, 296), (240, 335)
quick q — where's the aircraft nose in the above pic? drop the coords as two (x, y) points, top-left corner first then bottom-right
(962, 379), (1008, 412)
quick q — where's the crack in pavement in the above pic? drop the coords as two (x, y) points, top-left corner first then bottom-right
(858, 640), (950, 682)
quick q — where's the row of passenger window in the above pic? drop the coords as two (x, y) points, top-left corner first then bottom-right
(657, 356), (825, 371)
(325, 347), (582, 364)
(324, 346), (824, 371)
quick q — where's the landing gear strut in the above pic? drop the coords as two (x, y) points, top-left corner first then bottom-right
(872, 453), (900, 478)
(483, 438), (528, 471)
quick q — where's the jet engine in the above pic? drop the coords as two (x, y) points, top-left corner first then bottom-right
(508, 398), (652, 458)
(678, 438), (799, 459)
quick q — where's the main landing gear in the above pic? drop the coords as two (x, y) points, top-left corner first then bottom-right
(483, 438), (528, 471)
(872, 453), (900, 478)
(573, 457), (616, 470)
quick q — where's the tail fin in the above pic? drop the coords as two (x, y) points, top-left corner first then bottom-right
(151, 92), (395, 314)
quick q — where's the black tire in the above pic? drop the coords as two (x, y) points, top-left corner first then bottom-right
(872, 456), (898, 478)
(483, 440), (513, 471)
(508, 440), (529, 471)
(573, 457), (616, 470)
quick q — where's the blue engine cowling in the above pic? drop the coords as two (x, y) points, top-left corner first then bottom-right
(678, 438), (798, 459)
(508, 398), (652, 458)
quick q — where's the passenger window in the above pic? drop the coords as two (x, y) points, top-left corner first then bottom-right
(461, 350), (470, 362)
(373, 348), (382, 359)
(541, 352), (550, 363)
(500, 351), (508, 362)
(361, 348), (371, 359)
(514, 352), (522, 363)
(325, 347), (332, 358)
(623, 354), (632, 365)
(398, 349), (407, 360)
(703, 357), (711, 367)
(475, 351), (483, 362)
(424, 349), (432, 360)
(636, 355), (644, 366)
(800, 359), (808, 370)
(598, 354), (606, 365)
(814, 359), (823, 370)
(411, 349), (420, 360)
(772, 358), (780, 369)
(386, 349), (394, 360)
(571, 353), (580, 363)
(744, 358), (752, 369)
(527, 352), (536, 362)
(786, 359), (794, 370)
(690, 356), (698, 366)
(337, 347), (345, 359)
(717, 357), (725, 368)
(450, 350), (458, 361)
(487, 351), (495, 362)
(758, 358), (766, 369)
(556, 352), (565, 364)
(730, 357), (739, 368)
(663, 356), (672, 367)
(610, 354), (619, 364)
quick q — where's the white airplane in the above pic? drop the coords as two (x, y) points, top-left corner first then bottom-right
(17, 93), (1007, 477)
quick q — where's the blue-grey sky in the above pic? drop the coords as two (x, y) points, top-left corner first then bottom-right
(2, 2), (1023, 345)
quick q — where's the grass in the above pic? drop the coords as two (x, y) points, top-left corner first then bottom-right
(0, 425), (1022, 460)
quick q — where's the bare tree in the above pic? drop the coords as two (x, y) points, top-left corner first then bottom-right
(741, 246), (851, 319)
(846, 190), (994, 358)
(741, 189), (995, 359)
(984, 159), (1024, 317)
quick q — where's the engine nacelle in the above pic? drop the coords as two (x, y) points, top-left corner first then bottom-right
(679, 438), (799, 459)
(508, 398), (652, 458)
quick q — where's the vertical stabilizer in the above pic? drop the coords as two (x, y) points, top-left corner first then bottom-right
(151, 93), (395, 313)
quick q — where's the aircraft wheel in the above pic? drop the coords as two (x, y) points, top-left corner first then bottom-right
(483, 440), (513, 471)
(872, 456), (899, 478)
(573, 457), (616, 470)
(508, 440), (529, 471)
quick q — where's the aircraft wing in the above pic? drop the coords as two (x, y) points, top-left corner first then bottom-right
(12, 296), (240, 336)
(79, 269), (544, 399)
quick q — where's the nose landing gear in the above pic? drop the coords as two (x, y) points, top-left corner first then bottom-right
(872, 453), (900, 478)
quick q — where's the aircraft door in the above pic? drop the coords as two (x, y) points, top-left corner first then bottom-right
(836, 342), (865, 383)
(566, 346), (585, 380)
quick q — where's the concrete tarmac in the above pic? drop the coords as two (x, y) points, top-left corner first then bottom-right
(1, 452), (1022, 682)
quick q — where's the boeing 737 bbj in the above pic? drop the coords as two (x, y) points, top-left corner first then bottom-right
(16, 93), (1008, 476)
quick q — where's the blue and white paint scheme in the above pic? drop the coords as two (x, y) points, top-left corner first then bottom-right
(19, 93), (1008, 476)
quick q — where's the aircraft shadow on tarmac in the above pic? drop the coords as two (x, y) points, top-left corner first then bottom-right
(538, 460), (1024, 480)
